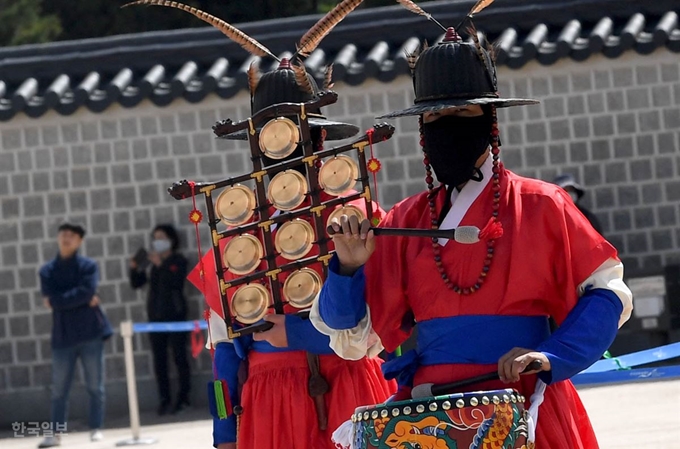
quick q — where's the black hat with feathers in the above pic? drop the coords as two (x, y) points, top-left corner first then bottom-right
(378, 0), (539, 119)
(123, 0), (362, 140)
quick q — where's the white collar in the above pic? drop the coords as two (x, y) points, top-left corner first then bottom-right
(437, 155), (494, 246)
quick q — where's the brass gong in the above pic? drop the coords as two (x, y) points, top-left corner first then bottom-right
(326, 204), (367, 229)
(223, 234), (263, 275)
(215, 185), (256, 226)
(259, 117), (300, 160)
(283, 268), (322, 309)
(275, 219), (315, 260)
(267, 170), (308, 211)
(231, 283), (269, 324)
(319, 155), (359, 196)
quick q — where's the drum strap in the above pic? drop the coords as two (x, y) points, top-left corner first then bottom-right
(527, 379), (546, 443)
(306, 352), (330, 430)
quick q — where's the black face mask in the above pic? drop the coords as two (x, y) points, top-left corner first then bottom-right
(422, 113), (493, 187)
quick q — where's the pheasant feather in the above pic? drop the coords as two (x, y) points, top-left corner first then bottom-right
(323, 64), (334, 90)
(405, 41), (427, 75)
(466, 24), (496, 89)
(456, 0), (495, 31)
(405, 49), (418, 74)
(469, 0), (495, 17)
(292, 63), (314, 95)
(466, 24), (487, 64)
(295, 0), (363, 58)
(404, 40), (428, 75)
(395, 0), (447, 31)
(247, 61), (261, 96)
(122, 0), (279, 60)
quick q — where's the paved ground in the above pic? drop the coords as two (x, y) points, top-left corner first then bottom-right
(2, 379), (679, 448)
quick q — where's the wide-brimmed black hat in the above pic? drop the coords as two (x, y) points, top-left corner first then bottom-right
(225, 62), (359, 141)
(378, 31), (539, 119)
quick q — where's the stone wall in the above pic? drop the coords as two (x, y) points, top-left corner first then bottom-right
(0, 47), (679, 426)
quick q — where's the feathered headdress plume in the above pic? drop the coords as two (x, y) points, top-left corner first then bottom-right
(395, 0), (496, 77)
(465, 23), (495, 88)
(404, 40), (428, 75)
(396, 0), (446, 31)
(455, 0), (495, 31)
(293, 0), (364, 58)
(121, 0), (279, 61)
(466, 24), (488, 68)
(247, 60), (261, 95)
(124, 0), (367, 95)
(323, 65), (334, 90)
(291, 62), (315, 95)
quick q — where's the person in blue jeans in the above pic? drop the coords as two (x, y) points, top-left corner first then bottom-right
(38, 223), (112, 448)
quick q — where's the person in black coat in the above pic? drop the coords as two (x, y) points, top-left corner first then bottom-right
(553, 174), (604, 235)
(129, 224), (191, 415)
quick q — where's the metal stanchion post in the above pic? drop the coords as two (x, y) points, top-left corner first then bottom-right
(116, 320), (158, 446)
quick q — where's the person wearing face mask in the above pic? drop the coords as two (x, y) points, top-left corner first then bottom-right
(129, 224), (191, 416)
(310, 25), (633, 449)
(553, 174), (604, 235)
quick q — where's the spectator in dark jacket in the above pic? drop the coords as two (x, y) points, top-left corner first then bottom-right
(38, 223), (112, 448)
(129, 224), (191, 415)
(553, 174), (604, 235)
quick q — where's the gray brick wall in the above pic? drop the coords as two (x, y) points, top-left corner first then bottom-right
(0, 49), (679, 422)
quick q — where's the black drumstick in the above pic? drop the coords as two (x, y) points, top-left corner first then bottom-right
(411, 360), (543, 398)
(371, 227), (456, 239)
(326, 225), (484, 244)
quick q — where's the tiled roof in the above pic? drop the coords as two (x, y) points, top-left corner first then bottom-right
(0, 0), (678, 121)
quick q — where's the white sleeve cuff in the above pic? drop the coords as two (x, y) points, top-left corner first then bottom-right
(578, 258), (633, 328)
(310, 294), (384, 360)
(205, 308), (231, 349)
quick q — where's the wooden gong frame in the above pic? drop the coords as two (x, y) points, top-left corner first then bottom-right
(169, 91), (395, 338)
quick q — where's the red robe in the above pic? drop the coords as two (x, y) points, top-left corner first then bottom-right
(363, 165), (617, 449)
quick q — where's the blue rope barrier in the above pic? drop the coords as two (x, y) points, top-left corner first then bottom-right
(573, 364), (680, 386)
(132, 321), (208, 333)
(581, 341), (680, 374)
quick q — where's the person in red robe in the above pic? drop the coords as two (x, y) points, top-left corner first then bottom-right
(310, 28), (633, 449)
(189, 62), (396, 449)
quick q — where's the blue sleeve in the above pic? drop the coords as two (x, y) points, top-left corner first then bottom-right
(536, 288), (623, 384)
(285, 315), (334, 354)
(317, 254), (368, 329)
(48, 260), (99, 311)
(212, 342), (241, 445)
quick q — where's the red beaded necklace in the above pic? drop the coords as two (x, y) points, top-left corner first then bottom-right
(420, 106), (502, 295)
